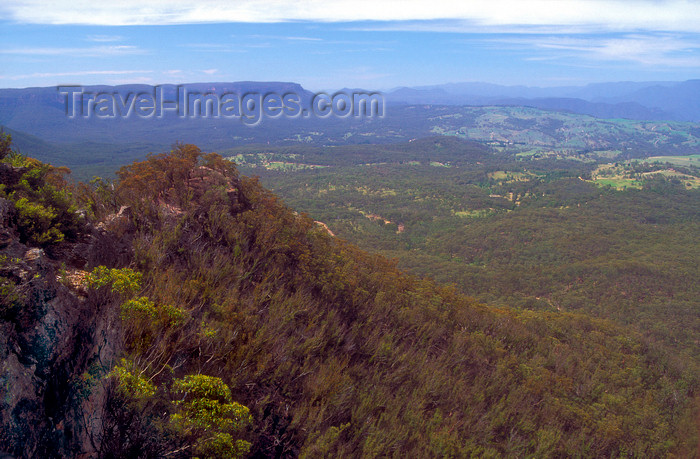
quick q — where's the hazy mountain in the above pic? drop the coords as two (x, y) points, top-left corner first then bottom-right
(1, 81), (699, 181)
(2, 81), (698, 151)
(566, 81), (676, 100)
(601, 79), (700, 121)
(0, 82), (314, 141)
(489, 97), (672, 120)
(387, 80), (699, 121)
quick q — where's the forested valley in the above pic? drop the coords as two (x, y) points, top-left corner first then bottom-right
(0, 134), (697, 457)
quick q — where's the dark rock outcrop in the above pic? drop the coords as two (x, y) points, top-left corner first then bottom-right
(0, 164), (26, 189)
(0, 207), (127, 458)
(0, 152), (248, 457)
(185, 165), (250, 215)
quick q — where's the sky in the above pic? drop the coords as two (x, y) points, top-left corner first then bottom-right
(1, 0), (700, 90)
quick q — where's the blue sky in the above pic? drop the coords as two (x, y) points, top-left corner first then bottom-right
(1, 1), (700, 90)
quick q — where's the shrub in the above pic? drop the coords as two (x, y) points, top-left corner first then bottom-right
(109, 359), (157, 398)
(86, 266), (142, 295)
(171, 374), (252, 459)
(0, 145), (83, 246)
(120, 296), (157, 322)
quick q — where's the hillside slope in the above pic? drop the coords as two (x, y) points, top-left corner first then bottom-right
(0, 138), (696, 457)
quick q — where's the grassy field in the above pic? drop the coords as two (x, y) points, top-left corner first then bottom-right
(453, 208), (498, 218)
(640, 154), (700, 166)
(593, 177), (644, 189)
(590, 159), (700, 189)
(429, 106), (700, 159)
(644, 169), (700, 189)
(488, 170), (538, 182)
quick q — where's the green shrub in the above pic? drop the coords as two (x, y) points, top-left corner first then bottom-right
(120, 296), (157, 322)
(13, 197), (64, 245)
(109, 359), (157, 398)
(171, 374), (252, 458)
(0, 145), (83, 246)
(86, 266), (142, 295)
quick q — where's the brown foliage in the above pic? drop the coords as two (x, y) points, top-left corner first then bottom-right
(101, 146), (697, 457)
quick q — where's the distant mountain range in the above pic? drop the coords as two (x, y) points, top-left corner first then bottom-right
(1, 80), (698, 144)
(386, 80), (700, 121)
(1, 80), (699, 180)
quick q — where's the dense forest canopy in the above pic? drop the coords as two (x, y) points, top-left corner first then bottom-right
(243, 137), (700, 365)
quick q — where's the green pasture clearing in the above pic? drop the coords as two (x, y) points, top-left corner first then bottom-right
(454, 208), (496, 219)
(592, 178), (644, 189)
(639, 154), (700, 167)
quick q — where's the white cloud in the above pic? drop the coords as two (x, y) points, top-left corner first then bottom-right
(0, 69), (154, 80)
(0, 45), (145, 57)
(491, 33), (700, 67)
(86, 34), (124, 42)
(282, 36), (323, 41)
(201, 68), (218, 75)
(2, 0), (700, 33)
(105, 76), (155, 85)
(181, 43), (248, 53)
(246, 35), (323, 41)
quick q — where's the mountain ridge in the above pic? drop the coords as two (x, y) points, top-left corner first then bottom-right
(386, 79), (699, 120)
(0, 138), (696, 457)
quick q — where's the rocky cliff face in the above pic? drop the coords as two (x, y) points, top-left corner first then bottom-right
(0, 155), (250, 457)
(0, 199), (130, 458)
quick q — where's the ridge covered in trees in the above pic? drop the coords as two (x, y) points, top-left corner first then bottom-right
(246, 138), (700, 367)
(0, 136), (697, 457)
